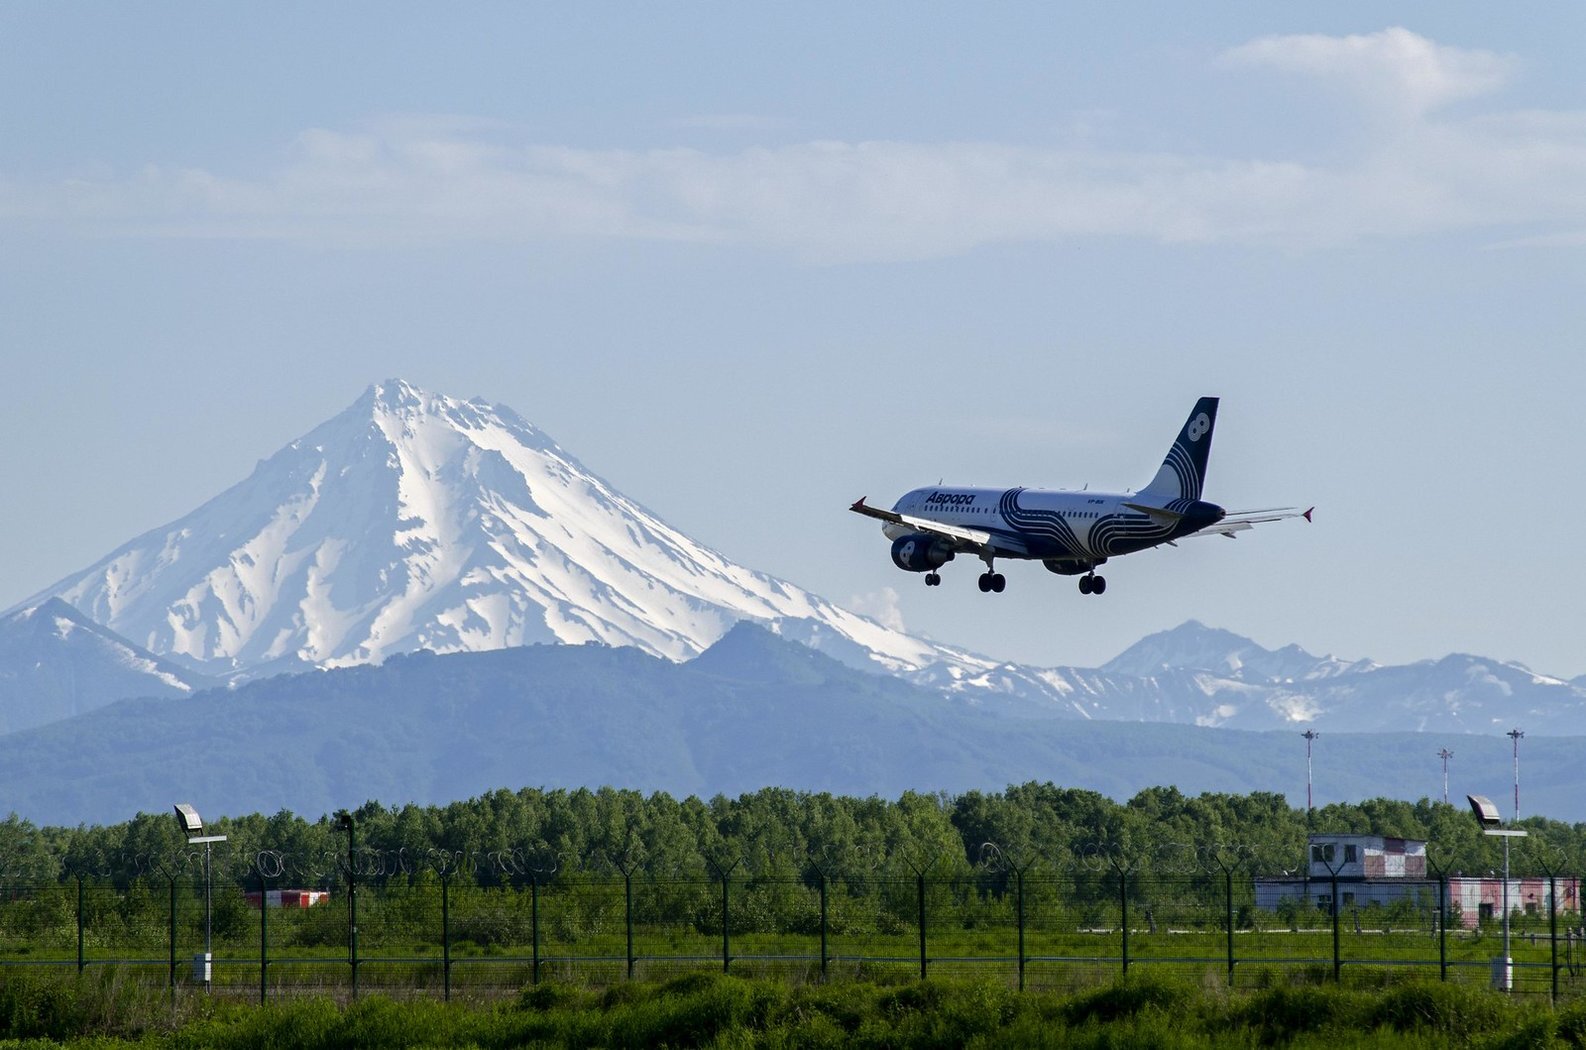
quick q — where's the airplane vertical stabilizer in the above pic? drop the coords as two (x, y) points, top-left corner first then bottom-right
(1138, 397), (1219, 503)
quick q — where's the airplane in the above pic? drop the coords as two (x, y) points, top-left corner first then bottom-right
(849, 396), (1310, 595)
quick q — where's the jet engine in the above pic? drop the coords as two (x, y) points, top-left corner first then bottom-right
(891, 534), (955, 573)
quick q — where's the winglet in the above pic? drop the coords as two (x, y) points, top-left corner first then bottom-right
(850, 497), (867, 513)
(1303, 507), (1314, 523)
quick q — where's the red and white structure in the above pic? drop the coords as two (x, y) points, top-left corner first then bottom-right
(1255, 834), (1580, 929)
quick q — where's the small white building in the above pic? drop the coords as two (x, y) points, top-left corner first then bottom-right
(1255, 834), (1580, 928)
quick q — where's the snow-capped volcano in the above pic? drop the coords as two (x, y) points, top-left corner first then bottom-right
(16, 380), (963, 680)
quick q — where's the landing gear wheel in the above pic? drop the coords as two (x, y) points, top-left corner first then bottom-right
(990, 573), (1006, 593)
(924, 572), (940, 587)
(1092, 575), (1107, 595)
(977, 573), (991, 592)
(1078, 575), (1093, 595)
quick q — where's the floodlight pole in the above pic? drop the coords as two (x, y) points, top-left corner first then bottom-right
(1301, 731), (1319, 814)
(187, 834), (227, 990)
(1485, 827), (1528, 992)
(176, 803), (226, 992)
(1508, 728), (1524, 822)
(1437, 749), (1453, 805)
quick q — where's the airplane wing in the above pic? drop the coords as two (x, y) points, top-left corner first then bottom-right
(849, 498), (1028, 555)
(1184, 506), (1314, 539)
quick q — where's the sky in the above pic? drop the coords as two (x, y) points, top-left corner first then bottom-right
(3, 4), (1584, 680)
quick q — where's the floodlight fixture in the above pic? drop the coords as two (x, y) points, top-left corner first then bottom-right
(1467, 794), (1502, 829)
(174, 803), (203, 837)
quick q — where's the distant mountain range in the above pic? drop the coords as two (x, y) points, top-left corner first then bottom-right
(3, 378), (1584, 826)
(3, 624), (1584, 826)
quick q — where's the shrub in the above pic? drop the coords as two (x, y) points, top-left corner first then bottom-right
(1064, 972), (1196, 1026)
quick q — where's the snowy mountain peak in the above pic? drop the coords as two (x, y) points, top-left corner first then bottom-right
(16, 381), (960, 682)
(1100, 620), (1360, 682)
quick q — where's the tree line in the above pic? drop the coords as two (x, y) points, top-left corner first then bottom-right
(0, 783), (1574, 888)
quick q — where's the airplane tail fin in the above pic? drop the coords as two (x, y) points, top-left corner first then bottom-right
(1138, 396), (1219, 503)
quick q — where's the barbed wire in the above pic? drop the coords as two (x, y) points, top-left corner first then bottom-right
(0, 837), (1575, 887)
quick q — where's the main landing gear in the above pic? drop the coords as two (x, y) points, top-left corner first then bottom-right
(924, 572), (942, 586)
(976, 554), (1005, 594)
(1078, 572), (1107, 595)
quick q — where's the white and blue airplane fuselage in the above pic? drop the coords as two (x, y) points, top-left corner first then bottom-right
(851, 397), (1308, 595)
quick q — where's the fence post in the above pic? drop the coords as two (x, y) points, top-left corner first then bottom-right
(1439, 874), (1449, 982)
(336, 811), (358, 1000)
(76, 874), (85, 975)
(441, 874), (451, 1002)
(168, 876), (177, 993)
(819, 873), (829, 979)
(917, 871), (928, 981)
(1119, 868), (1129, 977)
(1551, 873), (1559, 1003)
(1016, 867), (1026, 993)
(1330, 870), (1341, 982)
(1225, 865), (1236, 987)
(258, 870), (269, 1005)
(624, 869), (635, 980)
(722, 873), (732, 974)
(530, 876), (540, 986)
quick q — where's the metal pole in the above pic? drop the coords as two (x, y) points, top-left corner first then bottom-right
(169, 877), (177, 993)
(530, 876), (540, 986)
(1503, 835), (1512, 989)
(624, 870), (634, 981)
(441, 875), (451, 1001)
(1016, 869), (1026, 993)
(1438, 749), (1453, 805)
(721, 871), (731, 975)
(1331, 870), (1341, 982)
(917, 873), (927, 981)
(76, 875), (85, 975)
(1551, 873), (1559, 1003)
(1302, 731), (1318, 814)
(1225, 866), (1235, 987)
(1120, 869), (1130, 977)
(203, 841), (213, 993)
(259, 871), (268, 1005)
(1438, 874), (1448, 982)
(1509, 728), (1524, 822)
(346, 820), (358, 1000)
(818, 874), (829, 979)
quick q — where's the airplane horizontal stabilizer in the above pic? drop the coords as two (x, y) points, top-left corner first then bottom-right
(1123, 502), (1184, 522)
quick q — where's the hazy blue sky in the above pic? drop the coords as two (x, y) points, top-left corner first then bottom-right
(4, 4), (1584, 679)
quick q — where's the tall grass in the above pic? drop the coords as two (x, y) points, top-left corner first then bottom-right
(0, 968), (1579, 1048)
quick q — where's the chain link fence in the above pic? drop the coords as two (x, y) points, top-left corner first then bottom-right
(2, 845), (1581, 1001)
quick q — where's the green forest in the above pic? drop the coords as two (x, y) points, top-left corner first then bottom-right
(0, 783), (1574, 886)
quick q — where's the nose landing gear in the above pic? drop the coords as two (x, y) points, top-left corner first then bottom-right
(924, 572), (941, 586)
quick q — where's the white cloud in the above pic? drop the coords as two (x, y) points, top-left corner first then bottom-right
(3, 30), (1584, 259)
(1221, 27), (1516, 120)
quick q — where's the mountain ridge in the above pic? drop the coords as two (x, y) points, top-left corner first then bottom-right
(0, 598), (214, 735)
(5, 624), (1586, 826)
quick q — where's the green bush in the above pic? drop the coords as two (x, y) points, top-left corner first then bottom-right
(1064, 972), (1197, 1025)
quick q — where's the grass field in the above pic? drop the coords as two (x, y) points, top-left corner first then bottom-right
(4, 967), (1586, 1048)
